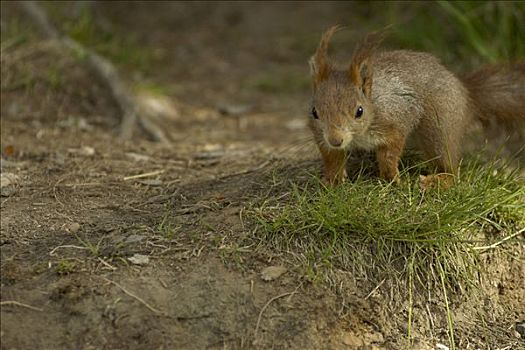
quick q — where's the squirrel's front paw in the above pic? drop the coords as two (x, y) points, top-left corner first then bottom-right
(419, 174), (455, 190)
(391, 175), (401, 185)
(379, 169), (401, 185)
(323, 169), (348, 186)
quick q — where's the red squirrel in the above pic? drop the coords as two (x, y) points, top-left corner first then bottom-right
(308, 26), (525, 185)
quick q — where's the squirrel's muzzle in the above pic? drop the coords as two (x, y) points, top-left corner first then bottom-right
(325, 132), (347, 148)
(327, 136), (343, 148)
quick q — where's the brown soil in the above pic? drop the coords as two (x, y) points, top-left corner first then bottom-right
(1, 2), (523, 350)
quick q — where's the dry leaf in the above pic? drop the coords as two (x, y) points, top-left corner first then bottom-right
(3, 145), (15, 157)
(261, 265), (287, 281)
(128, 254), (150, 266)
(68, 146), (95, 157)
(1, 173), (19, 197)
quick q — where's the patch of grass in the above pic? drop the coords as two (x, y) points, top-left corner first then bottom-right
(73, 232), (103, 257)
(56, 9), (155, 73)
(0, 17), (31, 52)
(46, 65), (63, 90)
(254, 156), (524, 347)
(1, 62), (37, 92)
(384, 1), (525, 69)
(437, 1), (525, 63)
(55, 259), (77, 275)
(254, 158), (524, 291)
(156, 207), (180, 240)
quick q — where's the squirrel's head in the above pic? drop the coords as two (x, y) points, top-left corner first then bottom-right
(308, 26), (382, 150)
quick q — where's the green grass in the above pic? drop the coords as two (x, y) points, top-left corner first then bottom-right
(56, 8), (156, 73)
(254, 157), (524, 347)
(0, 17), (31, 52)
(437, 1), (525, 63)
(157, 207), (180, 240)
(254, 159), (524, 290)
(384, 1), (525, 69)
(55, 259), (78, 275)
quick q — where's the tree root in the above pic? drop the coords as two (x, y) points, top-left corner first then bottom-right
(18, 1), (169, 143)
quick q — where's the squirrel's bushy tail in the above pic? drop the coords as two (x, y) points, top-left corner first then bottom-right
(462, 61), (525, 134)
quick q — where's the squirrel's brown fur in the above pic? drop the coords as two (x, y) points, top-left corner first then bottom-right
(462, 61), (525, 133)
(308, 26), (525, 184)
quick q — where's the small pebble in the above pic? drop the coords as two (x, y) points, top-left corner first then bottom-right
(1, 173), (19, 197)
(516, 321), (525, 338)
(68, 146), (95, 156)
(65, 222), (81, 234)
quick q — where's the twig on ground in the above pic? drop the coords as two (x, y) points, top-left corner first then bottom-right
(123, 170), (165, 181)
(254, 291), (297, 342)
(0, 300), (43, 312)
(49, 245), (89, 256)
(62, 182), (103, 188)
(101, 277), (166, 316)
(98, 257), (117, 271)
(219, 160), (272, 180)
(365, 278), (385, 300)
(471, 228), (525, 251)
(17, 1), (169, 143)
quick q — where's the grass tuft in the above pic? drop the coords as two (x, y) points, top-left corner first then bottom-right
(254, 158), (524, 292)
(55, 259), (78, 275)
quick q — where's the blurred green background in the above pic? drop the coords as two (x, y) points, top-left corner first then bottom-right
(2, 1), (524, 105)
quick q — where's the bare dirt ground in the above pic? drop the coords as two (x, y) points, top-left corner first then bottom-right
(1, 2), (524, 349)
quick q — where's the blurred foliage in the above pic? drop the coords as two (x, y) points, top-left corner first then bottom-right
(50, 6), (157, 74)
(0, 17), (30, 51)
(384, 1), (525, 69)
(249, 69), (311, 94)
(2, 1), (523, 89)
(438, 1), (525, 62)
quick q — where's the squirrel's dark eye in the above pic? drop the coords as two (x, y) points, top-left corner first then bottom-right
(355, 106), (363, 118)
(311, 107), (319, 119)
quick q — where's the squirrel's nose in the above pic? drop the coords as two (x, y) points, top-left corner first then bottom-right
(327, 136), (343, 148)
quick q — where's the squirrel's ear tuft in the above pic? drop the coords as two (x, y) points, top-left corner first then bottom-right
(349, 57), (373, 98)
(349, 31), (385, 98)
(308, 55), (321, 78)
(310, 25), (341, 86)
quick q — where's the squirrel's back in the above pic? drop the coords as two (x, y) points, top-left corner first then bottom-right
(371, 50), (471, 134)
